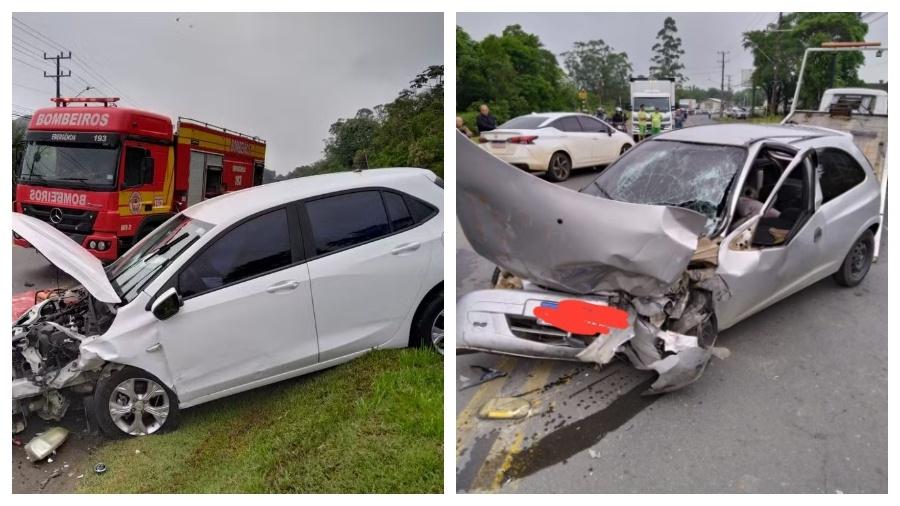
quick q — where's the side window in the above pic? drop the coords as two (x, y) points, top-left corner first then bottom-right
(123, 147), (150, 187)
(179, 208), (293, 297)
(404, 195), (437, 224)
(552, 116), (583, 133)
(817, 148), (867, 203)
(306, 190), (391, 255)
(383, 191), (414, 230)
(577, 116), (608, 133)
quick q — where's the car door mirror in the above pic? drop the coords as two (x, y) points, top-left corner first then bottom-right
(151, 287), (182, 320)
(141, 157), (155, 185)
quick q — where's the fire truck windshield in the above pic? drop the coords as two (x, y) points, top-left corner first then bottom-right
(19, 142), (119, 189)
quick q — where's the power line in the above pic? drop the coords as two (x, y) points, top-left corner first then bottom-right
(13, 56), (49, 73)
(12, 16), (138, 105)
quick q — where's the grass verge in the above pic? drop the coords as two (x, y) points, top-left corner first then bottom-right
(78, 348), (443, 493)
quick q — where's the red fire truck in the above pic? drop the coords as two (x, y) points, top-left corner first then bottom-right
(14, 97), (266, 261)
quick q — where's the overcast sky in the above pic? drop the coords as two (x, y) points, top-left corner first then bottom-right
(12, 12), (443, 174)
(457, 12), (888, 89)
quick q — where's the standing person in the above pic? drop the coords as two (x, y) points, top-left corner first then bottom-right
(456, 116), (473, 138)
(611, 107), (625, 129)
(595, 107), (606, 120)
(476, 104), (498, 133)
(636, 104), (648, 141)
(650, 107), (663, 136)
(673, 106), (684, 129)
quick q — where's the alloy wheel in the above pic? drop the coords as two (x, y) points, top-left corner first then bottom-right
(431, 309), (444, 355)
(108, 377), (170, 436)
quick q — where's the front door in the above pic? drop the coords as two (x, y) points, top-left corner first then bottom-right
(717, 148), (822, 328)
(157, 207), (318, 404)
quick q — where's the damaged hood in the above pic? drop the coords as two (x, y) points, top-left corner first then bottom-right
(457, 132), (707, 296)
(13, 213), (121, 304)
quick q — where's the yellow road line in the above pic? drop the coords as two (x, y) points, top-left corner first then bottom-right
(469, 359), (556, 492)
(456, 356), (514, 456)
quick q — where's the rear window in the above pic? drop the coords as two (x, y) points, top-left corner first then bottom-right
(305, 191), (391, 255)
(498, 116), (548, 130)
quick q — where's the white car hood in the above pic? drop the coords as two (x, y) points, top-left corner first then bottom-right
(13, 213), (121, 304)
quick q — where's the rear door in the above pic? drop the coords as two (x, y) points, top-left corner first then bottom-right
(301, 189), (436, 361)
(549, 116), (591, 167)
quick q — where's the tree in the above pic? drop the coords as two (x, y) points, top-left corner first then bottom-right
(562, 40), (633, 108)
(744, 12), (868, 112)
(456, 25), (576, 121)
(649, 16), (686, 84)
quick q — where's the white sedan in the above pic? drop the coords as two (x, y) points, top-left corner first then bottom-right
(479, 112), (634, 182)
(13, 168), (444, 436)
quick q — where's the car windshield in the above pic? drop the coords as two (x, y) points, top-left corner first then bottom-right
(633, 97), (670, 112)
(106, 214), (213, 303)
(582, 140), (747, 232)
(19, 142), (119, 189)
(498, 116), (548, 130)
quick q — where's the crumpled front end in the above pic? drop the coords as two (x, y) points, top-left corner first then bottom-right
(12, 289), (115, 432)
(456, 132), (731, 392)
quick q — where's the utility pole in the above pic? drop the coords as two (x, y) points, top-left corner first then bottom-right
(43, 51), (72, 104)
(718, 50), (729, 117)
(772, 12), (782, 114)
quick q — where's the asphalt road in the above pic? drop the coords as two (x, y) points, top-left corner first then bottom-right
(455, 117), (888, 493)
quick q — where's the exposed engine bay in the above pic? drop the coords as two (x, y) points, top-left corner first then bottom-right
(12, 288), (116, 431)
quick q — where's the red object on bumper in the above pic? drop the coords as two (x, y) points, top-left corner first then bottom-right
(533, 300), (629, 336)
(12, 291), (37, 320)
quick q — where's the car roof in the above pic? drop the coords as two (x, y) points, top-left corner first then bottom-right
(183, 168), (435, 224)
(653, 123), (847, 147)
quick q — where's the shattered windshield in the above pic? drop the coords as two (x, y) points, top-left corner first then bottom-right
(106, 215), (213, 303)
(582, 140), (747, 232)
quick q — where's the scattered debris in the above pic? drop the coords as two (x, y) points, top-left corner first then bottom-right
(38, 468), (61, 489)
(459, 365), (507, 391)
(94, 463), (108, 475)
(478, 397), (532, 420)
(24, 427), (69, 462)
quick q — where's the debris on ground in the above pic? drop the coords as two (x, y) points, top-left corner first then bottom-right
(478, 397), (532, 420)
(24, 426), (69, 462)
(38, 469), (61, 490)
(459, 365), (507, 391)
(94, 463), (108, 475)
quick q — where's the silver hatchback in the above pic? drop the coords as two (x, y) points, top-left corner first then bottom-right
(456, 124), (882, 393)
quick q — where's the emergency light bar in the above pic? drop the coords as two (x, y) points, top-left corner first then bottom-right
(51, 97), (120, 107)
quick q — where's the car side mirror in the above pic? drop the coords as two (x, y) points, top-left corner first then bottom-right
(151, 287), (182, 320)
(141, 157), (155, 185)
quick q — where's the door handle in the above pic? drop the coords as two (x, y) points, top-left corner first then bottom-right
(146, 343), (162, 353)
(391, 242), (421, 255)
(266, 280), (301, 293)
(814, 228), (823, 242)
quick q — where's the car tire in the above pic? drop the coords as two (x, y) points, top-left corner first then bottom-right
(411, 292), (443, 355)
(620, 144), (632, 155)
(93, 366), (180, 437)
(546, 152), (572, 182)
(833, 230), (875, 287)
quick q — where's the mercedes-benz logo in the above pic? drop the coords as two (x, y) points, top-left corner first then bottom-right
(49, 208), (64, 224)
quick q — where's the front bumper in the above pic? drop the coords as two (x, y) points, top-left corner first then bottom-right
(457, 287), (621, 361)
(14, 231), (119, 261)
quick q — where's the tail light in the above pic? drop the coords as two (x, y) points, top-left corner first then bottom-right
(507, 135), (538, 145)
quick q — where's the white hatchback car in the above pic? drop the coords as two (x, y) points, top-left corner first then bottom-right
(13, 168), (444, 436)
(479, 112), (634, 182)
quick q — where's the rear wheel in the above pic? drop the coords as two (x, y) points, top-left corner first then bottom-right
(93, 366), (180, 437)
(833, 230), (874, 287)
(546, 152), (572, 182)
(620, 144), (632, 155)
(411, 292), (444, 355)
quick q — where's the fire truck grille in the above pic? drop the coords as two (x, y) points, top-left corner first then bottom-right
(21, 204), (96, 237)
